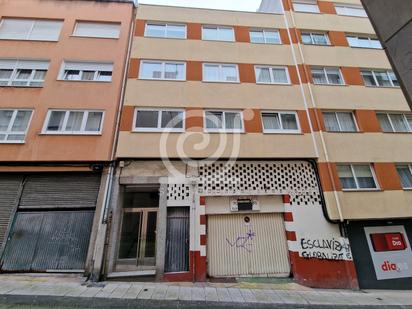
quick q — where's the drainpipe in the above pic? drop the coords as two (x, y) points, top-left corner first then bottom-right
(280, 0), (344, 222)
(89, 1), (137, 282)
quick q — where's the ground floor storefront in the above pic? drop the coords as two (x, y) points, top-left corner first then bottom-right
(0, 167), (107, 274)
(347, 219), (412, 290)
(104, 160), (358, 289)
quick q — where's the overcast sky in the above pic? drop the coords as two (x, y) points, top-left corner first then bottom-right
(138, 0), (262, 12)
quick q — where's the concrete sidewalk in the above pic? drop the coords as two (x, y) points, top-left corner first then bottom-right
(0, 274), (412, 308)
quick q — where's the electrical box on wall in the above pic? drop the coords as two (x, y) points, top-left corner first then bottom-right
(230, 196), (259, 212)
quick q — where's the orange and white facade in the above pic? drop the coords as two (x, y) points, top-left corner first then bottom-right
(0, 0), (134, 277)
(105, 0), (412, 289)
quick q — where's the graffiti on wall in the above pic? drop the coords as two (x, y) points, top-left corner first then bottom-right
(299, 237), (353, 261)
(226, 230), (256, 252)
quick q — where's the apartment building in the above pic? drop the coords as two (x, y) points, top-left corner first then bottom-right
(0, 0), (134, 275)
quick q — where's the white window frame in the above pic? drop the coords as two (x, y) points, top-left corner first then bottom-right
(377, 112), (412, 133)
(58, 61), (113, 82)
(254, 65), (291, 85)
(204, 110), (244, 133)
(346, 35), (382, 49)
(202, 63), (240, 83)
(292, 1), (320, 13)
(323, 111), (359, 132)
(0, 59), (49, 87)
(0, 18), (63, 41)
(396, 164), (412, 190)
(72, 21), (121, 39)
(201, 25), (235, 42)
(338, 164), (380, 191)
(144, 22), (187, 39)
(335, 5), (367, 17)
(139, 60), (186, 81)
(0, 109), (33, 143)
(42, 110), (105, 135)
(301, 31), (330, 45)
(361, 69), (399, 88)
(311, 67), (345, 85)
(261, 111), (301, 134)
(249, 29), (281, 44)
(133, 108), (185, 132)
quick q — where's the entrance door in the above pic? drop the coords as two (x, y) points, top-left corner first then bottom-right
(117, 208), (158, 272)
(207, 213), (290, 277)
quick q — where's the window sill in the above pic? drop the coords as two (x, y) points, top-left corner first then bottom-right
(143, 35), (187, 40)
(294, 11), (321, 14)
(40, 133), (102, 136)
(57, 79), (112, 83)
(202, 80), (240, 84)
(70, 35), (119, 40)
(256, 82), (292, 86)
(0, 141), (25, 144)
(263, 131), (302, 135)
(364, 85), (401, 89)
(250, 42), (282, 45)
(313, 83), (346, 87)
(132, 129), (184, 133)
(336, 14), (368, 19)
(0, 38), (58, 42)
(342, 188), (381, 192)
(302, 43), (332, 47)
(349, 46), (383, 50)
(204, 130), (245, 134)
(325, 130), (360, 133)
(201, 39), (235, 43)
(0, 85), (43, 88)
(138, 78), (186, 82)
(380, 131), (412, 134)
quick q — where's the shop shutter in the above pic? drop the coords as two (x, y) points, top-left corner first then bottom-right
(0, 174), (23, 251)
(18, 173), (101, 209)
(208, 213), (290, 277)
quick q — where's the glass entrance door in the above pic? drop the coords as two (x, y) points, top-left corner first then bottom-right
(117, 208), (158, 272)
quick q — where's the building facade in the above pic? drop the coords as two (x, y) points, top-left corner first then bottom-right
(100, 0), (412, 289)
(0, 0), (134, 276)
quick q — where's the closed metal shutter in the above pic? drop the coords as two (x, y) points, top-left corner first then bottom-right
(165, 207), (190, 273)
(0, 174), (23, 251)
(208, 213), (290, 277)
(1, 211), (94, 271)
(19, 173), (101, 209)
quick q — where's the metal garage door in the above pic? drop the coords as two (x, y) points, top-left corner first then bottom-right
(0, 173), (101, 272)
(0, 174), (23, 252)
(208, 213), (290, 277)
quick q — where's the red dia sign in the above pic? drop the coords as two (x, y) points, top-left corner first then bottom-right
(371, 233), (407, 252)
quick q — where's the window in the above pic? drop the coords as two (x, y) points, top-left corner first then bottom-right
(347, 35), (382, 49)
(250, 29), (281, 44)
(0, 18), (62, 41)
(255, 66), (290, 84)
(376, 113), (412, 133)
(59, 61), (113, 82)
(73, 21), (121, 39)
(311, 67), (344, 85)
(139, 60), (186, 81)
(292, 1), (320, 13)
(0, 59), (49, 87)
(361, 70), (399, 87)
(202, 63), (239, 83)
(0, 109), (32, 143)
(301, 32), (329, 45)
(134, 109), (184, 132)
(145, 22), (186, 39)
(396, 165), (412, 189)
(335, 5), (367, 17)
(204, 111), (243, 132)
(323, 112), (357, 132)
(43, 110), (104, 134)
(261, 111), (300, 133)
(202, 26), (235, 42)
(337, 164), (378, 190)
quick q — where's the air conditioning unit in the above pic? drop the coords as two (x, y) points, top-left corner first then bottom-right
(230, 196), (259, 212)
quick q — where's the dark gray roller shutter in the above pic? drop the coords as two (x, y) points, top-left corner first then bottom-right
(19, 173), (101, 209)
(165, 207), (190, 273)
(0, 174), (23, 251)
(1, 211), (94, 271)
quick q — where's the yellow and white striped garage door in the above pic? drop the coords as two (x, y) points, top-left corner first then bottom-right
(207, 213), (290, 277)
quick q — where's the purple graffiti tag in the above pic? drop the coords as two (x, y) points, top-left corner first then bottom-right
(226, 230), (256, 252)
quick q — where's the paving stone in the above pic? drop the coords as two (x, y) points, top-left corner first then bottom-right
(110, 284), (131, 298)
(264, 289), (284, 304)
(151, 285), (168, 300)
(227, 288), (244, 303)
(123, 284), (144, 299)
(276, 290), (308, 304)
(137, 285), (156, 299)
(216, 288), (232, 302)
(252, 289), (272, 303)
(239, 288), (258, 303)
(204, 287), (219, 302)
(65, 285), (88, 297)
(178, 286), (192, 301)
(191, 287), (205, 301)
(79, 287), (103, 298)
(94, 283), (120, 298)
(165, 286), (179, 300)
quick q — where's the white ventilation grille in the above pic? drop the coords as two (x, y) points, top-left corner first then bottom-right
(167, 183), (192, 206)
(197, 161), (321, 206)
